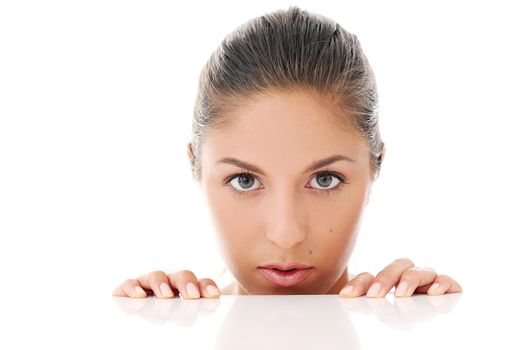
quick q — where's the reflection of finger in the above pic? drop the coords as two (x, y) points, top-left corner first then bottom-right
(197, 298), (222, 316)
(339, 296), (375, 314)
(364, 297), (418, 330)
(342, 293), (463, 330)
(339, 272), (375, 298)
(426, 292), (463, 313)
(427, 274), (462, 295)
(367, 258), (415, 297)
(112, 294), (150, 314)
(393, 295), (439, 323)
(395, 267), (437, 297)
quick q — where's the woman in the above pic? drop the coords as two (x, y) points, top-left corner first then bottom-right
(112, 6), (462, 299)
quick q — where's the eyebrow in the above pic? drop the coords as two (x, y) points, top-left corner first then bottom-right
(215, 154), (355, 176)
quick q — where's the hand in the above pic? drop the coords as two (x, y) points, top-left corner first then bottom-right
(338, 258), (462, 298)
(112, 270), (222, 299)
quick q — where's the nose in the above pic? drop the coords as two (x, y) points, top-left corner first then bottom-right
(265, 187), (306, 249)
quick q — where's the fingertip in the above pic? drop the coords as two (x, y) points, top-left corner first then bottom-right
(366, 282), (383, 297)
(205, 285), (221, 298)
(184, 282), (201, 299)
(159, 282), (175, 298)
(339, 285), (355, 298)
(339, 293), (357, 298)
(112, 287), (125, 297)
(133, 286), (147, 298)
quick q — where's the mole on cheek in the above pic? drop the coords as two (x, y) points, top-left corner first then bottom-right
(309, 250), (312, 255)
(329, 228), (333, 232)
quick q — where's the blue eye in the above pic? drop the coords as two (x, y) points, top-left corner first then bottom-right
(227, 171), (262, 194)
(225, 170), (349, 197)
(308, 172), (342, 191)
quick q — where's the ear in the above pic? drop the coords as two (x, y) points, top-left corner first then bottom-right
(366, 143), (386, 206)
(187, 142), (195, 166)
(365, 183), (372, 207)
(373, 142), (386, 182)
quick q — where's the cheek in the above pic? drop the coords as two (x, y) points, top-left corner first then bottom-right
(308, 188), (367, 264)
(204, 187), (260, 259)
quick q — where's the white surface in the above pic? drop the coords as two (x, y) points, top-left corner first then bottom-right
(4, 290), (523, 349)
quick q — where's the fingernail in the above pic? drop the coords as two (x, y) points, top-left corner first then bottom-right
(428, 283), (441, 294)
(186, 282), (200, 298)
(134, 286), (146, 297)
(339, 285), (354, 296)
(395, 281), (408, 296)
(367, 282), (382, 297)
(160, 282), (173, 297)
(206, 285), (220, 296)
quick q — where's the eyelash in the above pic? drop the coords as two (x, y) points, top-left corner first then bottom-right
(223, 170), (350, 197)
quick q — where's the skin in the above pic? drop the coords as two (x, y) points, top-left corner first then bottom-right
(112, 88), (462, 299)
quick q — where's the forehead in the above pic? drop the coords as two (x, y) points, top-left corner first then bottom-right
(202, 89), (368, 173)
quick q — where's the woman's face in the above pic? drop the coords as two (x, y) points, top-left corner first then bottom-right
(195, 89), (377, 295)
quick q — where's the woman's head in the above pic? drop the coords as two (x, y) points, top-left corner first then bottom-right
(187, 6), (385, 294)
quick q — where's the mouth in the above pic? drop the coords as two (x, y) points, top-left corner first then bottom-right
(257, 263), (314, 287)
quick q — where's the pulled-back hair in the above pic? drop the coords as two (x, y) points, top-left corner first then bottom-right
(189, 6), (384, 181)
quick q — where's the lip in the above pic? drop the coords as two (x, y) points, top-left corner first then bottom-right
(257, 264), (314, 287)
(259, 263), (313, 270)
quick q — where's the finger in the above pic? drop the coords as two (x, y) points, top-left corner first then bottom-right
(137, 271), (175, 299)
(367, 258), (415, 297)
(339, 272), (375, 298)
(197, 278), (221, 299)
(112, 287), (126, 297)
(394, 267), (437, 297)
(420, 274), (463, 295)
(167, 270), (201, 299)
(113, 279), (148, 298)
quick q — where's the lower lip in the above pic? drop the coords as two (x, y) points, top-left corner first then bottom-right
(257, 267), (313, 287)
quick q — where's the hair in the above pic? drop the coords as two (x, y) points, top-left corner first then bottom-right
(188, 6), (384, 182)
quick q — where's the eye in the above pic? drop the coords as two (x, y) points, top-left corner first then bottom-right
(226, 171), (262, 194)
(225, 170), (348, 196)
(307, 172), (347, 194)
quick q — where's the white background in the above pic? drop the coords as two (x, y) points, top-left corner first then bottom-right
(1, 0), (524, 305)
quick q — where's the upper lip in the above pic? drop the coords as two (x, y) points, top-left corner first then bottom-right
(258, 263), (313, 270)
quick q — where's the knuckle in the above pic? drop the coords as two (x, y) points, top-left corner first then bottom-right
(373, 275), (390, 286)
(176, 269), (198, 280)
(166, 271), (178, 281)
(406, 266), (433, 276)
(400, 268), (419, 280)
(356, 271), (374, 280)
(375, 269), (395, 281)
(395, 257), (414, 266)
(147, 271), (166, 283)
(198, 278), (216, 285)
(438, 274), (453, 282)
(423, 266), (436, 272)
(419, 267), (437, 275)
(122, 278), (137, 287)
(147, 270), (167, 280)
